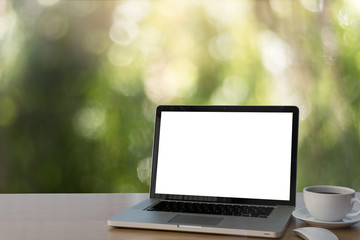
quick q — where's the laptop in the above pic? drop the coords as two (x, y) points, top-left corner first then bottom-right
(108, 105), (299, 238)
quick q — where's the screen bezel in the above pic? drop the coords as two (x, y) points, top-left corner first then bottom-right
(149, 105), (299, 206)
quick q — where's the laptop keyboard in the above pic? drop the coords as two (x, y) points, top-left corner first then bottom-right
(146, 201), (274, 218)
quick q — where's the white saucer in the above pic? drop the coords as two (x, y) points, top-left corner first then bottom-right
(292, 208), (360, 228)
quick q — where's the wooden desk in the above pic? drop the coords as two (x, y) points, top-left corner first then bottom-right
(0, 193), (359, 240)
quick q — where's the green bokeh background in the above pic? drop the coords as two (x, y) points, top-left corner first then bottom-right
(0, 0), (359, 193)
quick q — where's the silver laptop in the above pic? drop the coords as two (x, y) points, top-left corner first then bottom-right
(108, 105), (299, 238)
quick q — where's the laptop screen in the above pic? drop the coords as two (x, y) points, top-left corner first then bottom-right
(150, 106), (299, 205)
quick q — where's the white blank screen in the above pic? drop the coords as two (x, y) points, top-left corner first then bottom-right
(155, 111), (293, 201)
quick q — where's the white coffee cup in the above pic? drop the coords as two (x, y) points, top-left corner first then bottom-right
(303, 185), (360, 222)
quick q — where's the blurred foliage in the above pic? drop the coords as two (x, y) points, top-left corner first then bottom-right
(0, 0), (360, 193)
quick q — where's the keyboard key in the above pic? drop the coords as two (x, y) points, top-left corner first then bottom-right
(145, 201), (274, 218)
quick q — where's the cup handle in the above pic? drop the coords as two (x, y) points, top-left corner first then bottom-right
(346, 198), (360, 217)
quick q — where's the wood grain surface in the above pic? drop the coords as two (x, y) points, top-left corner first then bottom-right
(0, 193), (359, 240)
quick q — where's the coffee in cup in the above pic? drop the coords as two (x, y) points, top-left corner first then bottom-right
(303, 185), (360, 222)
